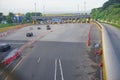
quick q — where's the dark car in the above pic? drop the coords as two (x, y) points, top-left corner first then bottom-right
(26, 32), (33, 37)
(37, 27), (41, 30)
(0, 43), (11, 52)
(46, 25), (51, 30)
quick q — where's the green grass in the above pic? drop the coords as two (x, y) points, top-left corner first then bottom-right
(109, 23), (120, 28)
(101, 21), (120, 29)
(0, 23), (17, 28)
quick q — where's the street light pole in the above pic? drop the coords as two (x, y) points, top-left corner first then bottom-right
(84, 1), (86, 15)
(43, 5), (45, 16)
(34, 2), (36, 21)
(77, 4), (80, 15)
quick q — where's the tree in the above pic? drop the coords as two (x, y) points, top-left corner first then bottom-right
(0, 13), (3, 23)
(6, 12), (15, 23)
(103, 0), (120, 9)
(91, 3), (120, 26)
(0, 13), (3, 16)
(25, 12), (32, 22)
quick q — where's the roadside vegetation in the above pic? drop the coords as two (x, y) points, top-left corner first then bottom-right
(0, 12), (41, 28)
(0, 23), (17, 28)
(91, 0), (120, 28)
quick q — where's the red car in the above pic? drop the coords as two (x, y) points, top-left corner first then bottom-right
(1, 48), (20, 65)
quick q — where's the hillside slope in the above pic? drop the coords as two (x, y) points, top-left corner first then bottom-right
(91, 0), (120, 27)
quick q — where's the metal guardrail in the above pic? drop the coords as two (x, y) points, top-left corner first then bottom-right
(96, 21), (120, 80)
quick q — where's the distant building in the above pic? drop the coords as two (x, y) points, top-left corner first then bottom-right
(15, 13), (24, 23)
(51, 18), (62, 23)
(1, 20), (7, 24)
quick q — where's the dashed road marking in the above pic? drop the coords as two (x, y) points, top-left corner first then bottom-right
(59, 59), (64, 80)
(37, 57), (41, 63)
(54, 59), (57, 80)
(4, 56), (24, 80)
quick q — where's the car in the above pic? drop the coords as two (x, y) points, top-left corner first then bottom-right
(26, 32), (33, 37)
(46, 25), (51, 30)
(0, 48), (20, 65)
(47, 27), (51, 30)
(0, 43), (11, 52)
(37, 27), (41, 30)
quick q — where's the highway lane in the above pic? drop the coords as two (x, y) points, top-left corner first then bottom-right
(0, 25), (47, 41)
(0, 24), (62, 62)
(5, 23), (102, 80)
(102, 23), (120, 64)
(40, 24), (90, 42)
(0, 24), (62, 41)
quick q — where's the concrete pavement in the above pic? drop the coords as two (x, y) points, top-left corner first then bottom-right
(0, 23), (101, 80)
(9, 23), (101, 80)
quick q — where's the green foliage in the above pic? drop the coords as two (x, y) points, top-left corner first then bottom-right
(25, 12), (42, 22)
(0, 13), (3, 23)
(6, 12), (15, 23)
(91, 2), (120, 27)
(0, 13), (2, 16)
(103, 0), (120, 9)
(25, 12), (32, 22)
(0, 23), (17, 28)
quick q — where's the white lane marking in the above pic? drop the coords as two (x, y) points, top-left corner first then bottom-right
(0, 62), (12, 76)
(5, 56), (24, 80)
(59, 59), (64, 80)
(54, 59), (57, 80)
(37, 57), (41, 63)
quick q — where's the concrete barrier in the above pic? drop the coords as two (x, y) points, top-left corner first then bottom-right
(96, 21), (120, 80)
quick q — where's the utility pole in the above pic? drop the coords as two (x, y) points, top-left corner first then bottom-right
(84, 1), (86, 15)
(84, 0), (87, 23)
(34, 2), (37, 24)
(43, 5), (45, 16)
(32, 2), (36, 24)
(77, 4), (80, 15)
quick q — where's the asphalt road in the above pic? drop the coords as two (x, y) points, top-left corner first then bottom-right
(0, 23), (101, 80)
(0, 24), (56, 62)
(102, 23), (120, 64)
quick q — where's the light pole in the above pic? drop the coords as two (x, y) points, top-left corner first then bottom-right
(77, 4), (80, 15)
(84, 1), (86, 15)
(43, 5), (45, 16)
(34, 2), (36, 22)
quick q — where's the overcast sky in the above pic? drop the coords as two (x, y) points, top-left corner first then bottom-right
(0, 0), (108, 15)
